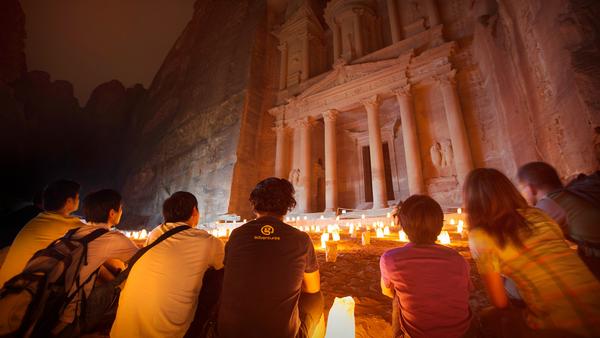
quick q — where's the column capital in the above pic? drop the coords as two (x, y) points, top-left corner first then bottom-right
(361, 94), (381, 110)
(393, 85), (412, 98)
(353, 7), (365, 16)
(295, 116), (314, 129)
(434, 70), (457, 87)
(277, 42), (288, 52)
(323, 109), (339, 122)
(272, 120), (291, 133)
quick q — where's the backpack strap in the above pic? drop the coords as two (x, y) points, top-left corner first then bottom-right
(77, 228), (110, 244)
(114, 225), (191, 284)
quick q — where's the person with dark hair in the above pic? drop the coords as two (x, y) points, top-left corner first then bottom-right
(52, 189), (139, 336)
(218, 177), (323, 338)
(111, 191), (224, 338)
(0, 180), (84, 286)
(465, 168), (600, 337)
(380, 195), (473, 338)
(518, 161), (600, 279)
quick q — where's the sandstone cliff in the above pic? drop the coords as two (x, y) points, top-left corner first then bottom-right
(121, 0), (279, 225)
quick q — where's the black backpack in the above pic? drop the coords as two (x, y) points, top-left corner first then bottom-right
(0, 227), (108, 338)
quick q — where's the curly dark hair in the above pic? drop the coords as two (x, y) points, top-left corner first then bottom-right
(249, 177), (296, 216)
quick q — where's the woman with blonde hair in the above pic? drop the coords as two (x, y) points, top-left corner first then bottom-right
(464, 168), (600, 338)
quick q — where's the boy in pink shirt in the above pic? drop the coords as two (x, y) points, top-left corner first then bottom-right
(380, 195), (473, 338)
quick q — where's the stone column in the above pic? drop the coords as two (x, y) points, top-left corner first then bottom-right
(386, 0), (402, 43)
(278, 43), (288, 90)
(274, 121), (288, 178)
(424, 0), (441, 27)
(394, 85), (425, 195)
(352, 9), (364, 58)
(362, 95), (388, 209)
(323, 109), (339, 212)
(437, 72), (474, 185)
(302, 34), (310, 81)
(297, 117), (313, 212)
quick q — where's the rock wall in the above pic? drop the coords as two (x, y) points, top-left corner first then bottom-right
(471, 0), (600, 179)
(121, 0), (276, 225)
(1, 70), (146, 203)
(0, 0), (26, 84)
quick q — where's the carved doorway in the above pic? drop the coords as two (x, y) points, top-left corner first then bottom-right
(362, 143), (395, 203)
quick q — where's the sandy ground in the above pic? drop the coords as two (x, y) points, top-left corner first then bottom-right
(311, 232), (490, 338)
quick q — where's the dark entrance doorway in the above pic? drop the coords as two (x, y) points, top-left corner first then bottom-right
(362, 143), (395, 203)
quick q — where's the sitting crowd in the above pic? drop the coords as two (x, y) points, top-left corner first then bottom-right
(0, 161), (598, 338)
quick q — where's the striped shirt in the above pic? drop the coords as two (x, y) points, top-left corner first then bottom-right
(469, 208), (600, 337)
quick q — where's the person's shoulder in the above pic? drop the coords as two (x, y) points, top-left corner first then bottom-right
(382, 245), (411, 260)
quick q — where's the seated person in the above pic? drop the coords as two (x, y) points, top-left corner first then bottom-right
(518, 161), (600, 279)
(0, 180), (84, 287)
(466, 168), (600, 338)
(111, 191), (224, 338)
(52, 189), (139, 336)
(218, 178), (323, 338)
(380, 195), (472, 338)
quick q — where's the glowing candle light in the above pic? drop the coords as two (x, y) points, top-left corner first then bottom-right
(376, 228), (384, 238)
(342, 209), (347, 214)
(391, 220), (395, 227)
(437, 231), (451, 245)
(140, 229), (148, 239)
(349, 223), (354, 235)
(361, 231), (371, 245)
(304, 216), (308, 221)
(285, 217), (289, 222)
(243, 219), (247, 223)
(386, 212), (391, 218)
(320, 215), (325, 220)
(133, 231), (140, 240)
(316, 225), (321, 232)
(383, 226), (390, 236)
(449, 218), (456, 225)
(335, 216), (340, 221)
(332, 232), (340, 241)
(361, 214), (365, 220)
(457, 207), (462, 214)
(457, 220), (464, 234)
(321, 232), (330, 249)
(399, 230), (408, 242)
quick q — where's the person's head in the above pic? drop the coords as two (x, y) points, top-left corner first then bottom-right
(43, 180), (80, 215)
(249, 177), (296, 218)
(162, 191), (199, 226)
(83, 189), (123, 227)
(397, 195), (444, 245)
(517, 162), (563, 205)
(464, 168), (531, 248)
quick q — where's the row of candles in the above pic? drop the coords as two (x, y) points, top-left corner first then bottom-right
(121, 209), (466, 244)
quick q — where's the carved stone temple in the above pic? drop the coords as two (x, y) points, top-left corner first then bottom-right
(121, 0), (600, 224)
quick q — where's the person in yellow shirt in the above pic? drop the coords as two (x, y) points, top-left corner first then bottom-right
(0, 180), (84, 287)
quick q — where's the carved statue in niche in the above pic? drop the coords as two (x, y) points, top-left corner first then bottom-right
(289, 168), (301, 186)
(441, 139), (454, 168)
(430, 141), (443, 169)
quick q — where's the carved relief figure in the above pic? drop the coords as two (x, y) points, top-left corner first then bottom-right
(430, 141), (443, 169)
(289, 168), (301, 186)
(441, 139), (454, 168)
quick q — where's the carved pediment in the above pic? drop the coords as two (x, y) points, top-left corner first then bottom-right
(276, 1), (324, 38)
(298, 57), (405, 99)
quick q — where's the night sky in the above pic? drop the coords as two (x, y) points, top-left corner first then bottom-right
(20, 0), (195, 104)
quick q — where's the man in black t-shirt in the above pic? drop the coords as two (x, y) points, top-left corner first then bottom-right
(218, 178), (322, 338)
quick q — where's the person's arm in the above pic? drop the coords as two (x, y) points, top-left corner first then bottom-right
(302, 234), (320, 294)
(380, 278), (394, 298)
(302, 270), (320, 293)
(481, 271), (509, 308)
(469, 230), (508, 308)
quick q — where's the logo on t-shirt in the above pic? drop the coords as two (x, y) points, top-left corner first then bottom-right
(261, 225), (275, 235)
(254, 225), (280, 240)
